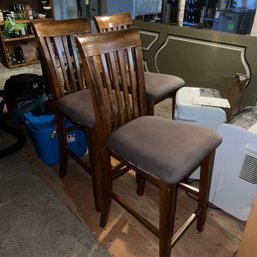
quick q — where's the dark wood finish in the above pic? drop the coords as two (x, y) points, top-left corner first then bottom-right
(77, 27), (147, 226)
(76, 27), (220, 257)
(31, 18), (103, 212)
(93, 12), (181, 117)
(93, 12), (132, 32)
(32, 18), (89, 99)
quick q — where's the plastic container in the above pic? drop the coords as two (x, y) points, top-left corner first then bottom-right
(23, 112), (87, 165)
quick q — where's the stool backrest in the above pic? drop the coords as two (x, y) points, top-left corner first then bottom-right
(76, 27), (146, 136)
(93, 12), (133, 32)
(32, 18), (90, 102)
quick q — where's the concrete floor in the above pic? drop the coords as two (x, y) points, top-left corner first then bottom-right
(0, 62), (245, 257)
(0, 137), (111, 257)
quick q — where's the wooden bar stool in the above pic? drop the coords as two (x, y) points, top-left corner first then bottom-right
(32, 18), (102, 211)
(76, 27), (222, 257)
(93, 12), (185, 117)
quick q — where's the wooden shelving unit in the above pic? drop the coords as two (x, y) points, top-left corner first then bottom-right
(3, 34), (36, 42)
(0, 0), (54, 68)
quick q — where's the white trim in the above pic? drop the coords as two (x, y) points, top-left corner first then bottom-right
(143, 61), (149, 72)
(139, 30), (159, 51)
(155, 35), (250, 77)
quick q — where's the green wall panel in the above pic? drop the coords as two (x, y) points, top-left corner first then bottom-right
(135, 20), (257, 108)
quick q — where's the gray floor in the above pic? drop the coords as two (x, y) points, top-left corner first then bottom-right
(0, 137), (111, 257)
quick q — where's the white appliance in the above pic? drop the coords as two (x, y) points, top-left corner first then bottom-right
(175, 87), (228, 179)
(175, 87), (227, 131)
(209, 107), (257, 221)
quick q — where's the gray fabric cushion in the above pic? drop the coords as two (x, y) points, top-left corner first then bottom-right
(57, 89), (133, 129)
(144, 72), (185, 101)
(57, 90), (96, 128)
(107, 116), (222, 184)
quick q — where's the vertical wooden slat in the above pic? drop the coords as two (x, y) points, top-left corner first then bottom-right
(109, 51), (126, 125)
(45, 37), (64, 98)
(117, 49), (132, 121)
(38, 37), (59, 100)
(91, 56), (113, 134)
(70, 34), (84, 90)
(135, 46), (147, 116)
(100, 53), (119, 128)
(61, 35), (77, 92)
(126, 47), (139, 118)
(112, 52), (127, 124)
(54, 36), (71, 94)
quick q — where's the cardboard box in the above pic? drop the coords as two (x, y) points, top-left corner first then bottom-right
(223, 73), (250, 120)
(237, 193), (257, 257)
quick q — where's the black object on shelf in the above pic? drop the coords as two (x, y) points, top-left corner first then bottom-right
(184, 0), (204, 24)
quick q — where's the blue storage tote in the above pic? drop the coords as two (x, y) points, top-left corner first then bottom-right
(23, 112), (87, 165)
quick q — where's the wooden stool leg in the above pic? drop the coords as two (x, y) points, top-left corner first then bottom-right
(159, 182), (177, 257)
(147, 101), (155, 115)
(136, 174), (146, 196)
(171, 94), (176, 120)
(197, 151), (215, 232)
(100, 149), (113, 227)
(56, 112), (68, 178)
(87, 128), (102, 212)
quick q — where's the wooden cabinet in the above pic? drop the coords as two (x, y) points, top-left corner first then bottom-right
(0, 0), (54, 68)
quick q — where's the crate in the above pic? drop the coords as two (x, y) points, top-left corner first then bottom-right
(23, 112), (87, 165)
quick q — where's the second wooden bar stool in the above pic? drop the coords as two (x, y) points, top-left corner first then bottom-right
(32, 18), (102, 211)
(93, 12), (185, 116)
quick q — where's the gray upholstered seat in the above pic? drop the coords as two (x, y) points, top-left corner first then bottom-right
(57, 89), (133, 129)
(144, 72), (185, 101)
(57, 89), (96, 128)
(107, 116), (222, 184)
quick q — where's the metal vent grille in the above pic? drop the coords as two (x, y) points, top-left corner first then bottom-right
(240, 154), (257, 184)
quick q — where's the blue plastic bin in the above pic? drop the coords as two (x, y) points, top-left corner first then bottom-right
(23, 112), (87, 165)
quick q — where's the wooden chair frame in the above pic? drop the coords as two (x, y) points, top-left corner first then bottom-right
(32, 18), (102, 211)
(77, 27), (218, 257)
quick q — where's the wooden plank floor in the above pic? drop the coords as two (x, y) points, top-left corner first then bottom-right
(1, 126), (245, 257)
